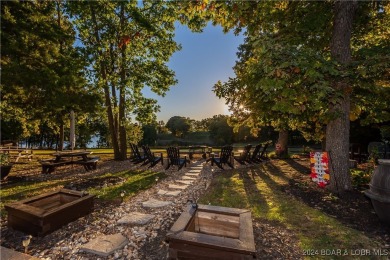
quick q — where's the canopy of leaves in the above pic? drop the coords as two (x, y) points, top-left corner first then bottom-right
(1, 1), (101, 139)
(210, 1), (389, 141)
(166, 116), (191, 137)
(66, 0), (180, 124)
(207, 115), (234, 145)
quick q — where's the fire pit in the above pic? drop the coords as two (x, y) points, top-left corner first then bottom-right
(364, 159), (390, 224)
(5, 189), (95, 236)
(166, 204), (256, 259)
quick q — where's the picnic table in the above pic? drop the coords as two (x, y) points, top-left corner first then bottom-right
(40, 150), (100, 174)
(0, 146), (33, 162)
(186, 146), (212, 159)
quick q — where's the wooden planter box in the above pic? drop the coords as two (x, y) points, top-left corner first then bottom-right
(5, 189), (95, 236)
(166, 204), (256, 259)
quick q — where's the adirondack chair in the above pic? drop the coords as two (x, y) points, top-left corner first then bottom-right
(210, 145), (234, 170)
(141, 145), (163, 168)
(233, 144), (252, 165)
(166, 147), (188, 170)
(129, 143), (147, 164)
(249, 144), (262, 163)
(259, 142), (270, 161)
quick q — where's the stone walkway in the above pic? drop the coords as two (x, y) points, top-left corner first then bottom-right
(75, 160), (209, 259)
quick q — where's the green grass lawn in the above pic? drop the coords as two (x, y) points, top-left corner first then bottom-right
(198, 160), (382, 256)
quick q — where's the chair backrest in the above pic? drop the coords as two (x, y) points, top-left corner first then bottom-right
(260, 143), (269, 157)
(220, 146), (233, 162)
(130, 143), (142, 159)
(142, 145), (154, 160)
(167, 147), (181, 165)
(251, 144), (262, 159)
(242, 144), (252, 158)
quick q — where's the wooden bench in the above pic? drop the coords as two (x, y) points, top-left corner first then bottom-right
(39, 159), (73, 174)
(73, 156), (100, 171)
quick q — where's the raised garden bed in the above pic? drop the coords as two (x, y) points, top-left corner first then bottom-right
(5, 189), (95, 236)
(166, 204), (255, 259)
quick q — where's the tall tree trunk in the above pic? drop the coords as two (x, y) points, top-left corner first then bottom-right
(326, 0), (357, 193)
(118, 2), (127, 160)
(276, 130), (289, 158)
(90, 3), (121, 159)
(56, 1), (64, 152)
(59, 123), (64, 151)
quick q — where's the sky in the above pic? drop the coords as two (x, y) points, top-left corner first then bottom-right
(142, 23), (244, 123)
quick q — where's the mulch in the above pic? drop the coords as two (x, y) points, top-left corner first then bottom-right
(279, 159), (390, 244)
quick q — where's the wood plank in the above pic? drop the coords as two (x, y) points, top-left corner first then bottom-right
(186, 214), (196, 232)
(198, 204), (249, 216)
(60, 194), (80, 204)
(169, 241), (254, 260)
(171, 231), (253, 254)
(34, 201), (62, 211)
(7, 213), (42, 237)
(194, 211), (240, 239)
(167, 205), (196, 235)
(28, 194), (61, 209)
(5, 203), (46, 217)
(239, 212), (256, 252)
(12, 190), (59, 204)
(42, 194), (94, 217)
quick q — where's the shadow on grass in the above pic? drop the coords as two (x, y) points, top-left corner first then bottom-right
(0, 180), (69, 203)
(239, 166), (270, 214)
(282, 159), (311, 175)
(201, 161), (383, 254)
(88, 171), (166, 200)
(199, 170), (251, 209)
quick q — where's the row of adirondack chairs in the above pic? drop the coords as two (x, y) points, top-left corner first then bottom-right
(129, 143), (269, 171)
(129, 144), (189, 170)
(234, 143), (269, 165)
(129, 143), (163, 168)
(208, 143), (269, 170)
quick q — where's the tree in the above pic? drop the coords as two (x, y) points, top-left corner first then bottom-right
(192, 0), (390, 194)
(141, 124), (158, 146)
(67, 1), (180, 160)
(157, 120), (168, 134)
(208, 115), (234, 145)
(166, 116), (191, 137)
(1, 1), (100, 147)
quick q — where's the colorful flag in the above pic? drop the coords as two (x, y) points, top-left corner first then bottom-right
(310, 151), (330, 188)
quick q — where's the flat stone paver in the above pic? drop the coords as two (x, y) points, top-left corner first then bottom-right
(176, 180), (193, 185)
(168, 184), (188, 190)
(1, 246), (40, 260)
(157, 189), (181, 196)
(188, 169), (202, 173)
(157, 189), (169, 195)
(142, 199), (172, 208)
(117, 212), (155, 225)
(182, 176), (196, 180)
(80, 234), (128, 257)
(185, 172), (200, 177)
